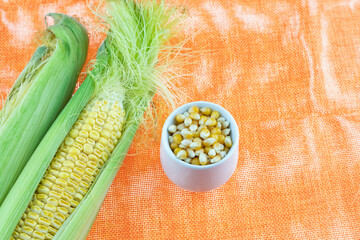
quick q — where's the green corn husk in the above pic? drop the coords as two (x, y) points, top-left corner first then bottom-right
(0, 1), (182, 239)
(0, 13), (89, 204)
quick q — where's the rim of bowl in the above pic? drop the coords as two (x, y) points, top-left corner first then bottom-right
(161, 101), (239, 169)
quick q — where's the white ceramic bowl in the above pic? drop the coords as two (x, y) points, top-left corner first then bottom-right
(160, 101), (239, 192)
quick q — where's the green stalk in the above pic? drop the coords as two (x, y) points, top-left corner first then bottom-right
(0, 13), (89, 204)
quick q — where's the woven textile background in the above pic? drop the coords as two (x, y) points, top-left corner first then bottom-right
(2, 0), (360, 239)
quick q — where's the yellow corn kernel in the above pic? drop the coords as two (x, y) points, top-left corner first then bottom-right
(225, 136), (233, 148)
(203, 138), (216, 147)
(191, 157), (200, 165)
(200, 107), (211, 116)
(189, 141), (202, 150)
(199, 115), (208, 125)
(218, 134), (225, 144)
(213, 142), (224, 153)
(205, 118), (217, 127)
(193, 131), (200, 138)
(210, 111), (220, 119)
(184, 117), (192, 127)
(181, 129), (193, 139)
(188, 106), (200, 114)
(174, 147), (182, 156)
(170, 143), (178, 150)
(204, 146), (212, 154)
(175, 114), (185, 123)
(189, 112), (200, 120)
(209, 133), (219, 142)
(210, 155), (222, 164)
(210, 127), (221, 135)
(199, 153), (208, 165)
(173, 133), (182, 145)
(176, 150), (187, 160)
(200, 128), (210, 139)
(208, 149), (216, 158)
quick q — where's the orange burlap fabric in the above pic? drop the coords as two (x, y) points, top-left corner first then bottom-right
(2, 0), (360, 239)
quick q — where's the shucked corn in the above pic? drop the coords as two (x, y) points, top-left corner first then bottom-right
(11, 100), (125, 240)
(168, 106), (233, 166)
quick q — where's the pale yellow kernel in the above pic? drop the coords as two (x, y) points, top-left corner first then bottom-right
(93, 149), (102, 158)
(68, 147), (80, 156)
(189, 141), (202, 150)
(184, 117), (192, 126)
(44, 174), (56, 182)
(69, 129), (79, 138)
(211, 127), (221, 135)
(36, 194), (48, 202)
(188, 106), (200, 114)
(106, 117), (115, 125)
(83, 143), (94, 155)
(58, 172), (70, 180)
(66, 154), (78, 162)
(57, 207), (68, 215)
(73, 122), (82, 129)
(67, 179), (79, 189)
(222, 128), (230, 136)
(218, 134), (225, 144)
(174, 147), (182, 156)
(49, 190), (61, 199)
(87, 161), (97, 169)
(176, 150), (187, 160)
(77, 187), (87, 195)
(199, 115), (208, 125)
(200, 107), (211, 116)
(51, 219), (62, 229)
(204, 146), (212, 154)
(205, 118), (217, 127)
(209, 133), (219, 142)
(27, 212), (39, 221)
(200, 128), (210, 139)
(95, 118), (105, 126)
(88, 112), (98, 118)
(60, 167), (72, 174)
(50, 161), (62, 171)
(225, 136), (233, 148)
(75, 136), (86, 145)
(191, 157), (200, 165)
(42, 210), (54, 219)
(54, 212), (66, 222)
(85, 117), (95, 126)
(172, 133), (182, 145)
(101, 152), (109, 161)
(63, 161), (75, 169)
(35, 224), (48, 234)
(73, 142), (83, 151)
(49, 170), (59, 177)
(41, 180), (53, 189)
(189, 112), (200, 120)
(213, 142), (224, 153)
(199, 153), (208, 165)
(210, 111), (220, 119)
(24, 219), (37, 228)
(93, 125), (102, 132)
(186, 148), (195, 158)
(195, 149), (205, 156)
(92, 105), (100, 112)
(170, 142), (178, 150)
(110, 132), (117, 140)
(98, 137), (108, 146)
(58, 199), (70, 209)
(181, 129), (193, 139)
(208, 149), (216, 158)
(46, 197), (58, 206)
(19, 233), (31, 240)
(38, 217), (51, 226)
(103, 123), (114, 131)
(99, 130), (110, 139)
(88, 154), (98, 162)
(64, 137), (74, 146)
(52, 184), (64, 193)
(175, 114), (185, 123)
(211, 155), (222, 164)
(79, 181), (90, 189)
(203, 138), (216, 147)
(70, 173), (81, 182)
(98, 111), (107, 120)
(38, 186), (50, 195)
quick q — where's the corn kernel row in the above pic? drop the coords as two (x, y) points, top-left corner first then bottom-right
(168, 106), (233, 165)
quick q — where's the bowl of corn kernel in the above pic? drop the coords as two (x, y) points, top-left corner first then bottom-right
(160, 101), (239, 192)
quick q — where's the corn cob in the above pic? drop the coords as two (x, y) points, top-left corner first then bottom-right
(0, 13), (88, 204)
(0, 1), (182, 239)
